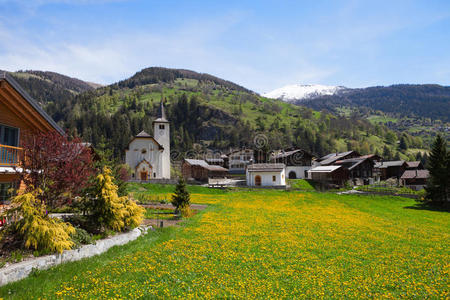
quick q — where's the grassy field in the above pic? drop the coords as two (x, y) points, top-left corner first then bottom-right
(0, 188), (448, 299)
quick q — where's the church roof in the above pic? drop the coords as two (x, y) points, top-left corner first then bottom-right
(136, 130), (152, 137)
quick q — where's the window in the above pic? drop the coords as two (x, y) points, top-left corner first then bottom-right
(272, 176), (276, 182)
(0, 124), (19, 147)
(141, 149), (147, 154)
(0, 182), (16, 204)
(159, 124), (165, 130)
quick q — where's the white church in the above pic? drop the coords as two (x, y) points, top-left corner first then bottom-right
(125, 100), (171, 181)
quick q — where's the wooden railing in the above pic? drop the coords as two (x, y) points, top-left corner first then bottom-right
(0, 144), (22, 167)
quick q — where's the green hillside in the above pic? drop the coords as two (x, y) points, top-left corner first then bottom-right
(9, 68), (426, 160)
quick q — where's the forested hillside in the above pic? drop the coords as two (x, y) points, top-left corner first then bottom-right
(9, 68), (425, 161)
(300, 84), (450, 122)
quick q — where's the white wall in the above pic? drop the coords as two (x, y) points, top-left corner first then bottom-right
(153, 122), (170, 179)
(125, 138), (163, 179)
(246, 169), (286, 186)
(286, 166), (312, 179)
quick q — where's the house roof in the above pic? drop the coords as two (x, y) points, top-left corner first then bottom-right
(206, 158), (224, 163)
(136, 130), (152, 137)
(0, 72), (65, 135)
(247, 163), (285, 172)
(270, 149), (312, 160)
(334, 157), (374, 171)
(406, 161), (422, 169)
(374, 161), (406, 168)
(184, 159), (228, 172)
(308, 165), (342, 173)
(319, 151), (359, 165)
(359, 154), (383, 161)
(401, 170), (429, 179)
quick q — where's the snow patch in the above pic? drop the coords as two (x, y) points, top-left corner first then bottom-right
(263, 84), (346, 102)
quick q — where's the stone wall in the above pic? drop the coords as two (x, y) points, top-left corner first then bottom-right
(0, 226), (151, 287)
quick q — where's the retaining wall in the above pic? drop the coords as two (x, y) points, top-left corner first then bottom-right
(0, 226), (151, 287)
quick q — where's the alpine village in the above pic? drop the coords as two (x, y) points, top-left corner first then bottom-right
(0, 4), (449, 299)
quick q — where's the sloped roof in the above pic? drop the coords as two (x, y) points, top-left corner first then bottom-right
(374, 161), (406, 169)
(334, 157), (374, 171)
(184, 159), (228, 172)
(136, 130), (152, 137)
(406, 161), (422, 169)
(270, 149), (313, 160)
(247, 163), (285, 172)
(153, 99), (169, 123)
(401, 170), (429, 179)
(308, 165), (342, 173)
(126, 132), (164, 150)
(0, 72), (64, 135)
(319, 151), (358, 165)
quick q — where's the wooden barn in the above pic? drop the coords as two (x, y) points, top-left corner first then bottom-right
(374, 161), (408, 180)
(307, 165), (349, 186)
(182, 159), (228, 182)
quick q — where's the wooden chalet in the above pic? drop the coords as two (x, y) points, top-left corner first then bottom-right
(307, 165), (349, 186)
(334, 156), (375, 185)
(182, 159), (228, 182)
(406, 161), (424, 170)
(0, 72), (64, 204)
(374, 161), (408, 180)
(401, 170), (429, 190)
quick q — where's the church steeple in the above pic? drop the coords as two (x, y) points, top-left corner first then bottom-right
(154, 99), (168, 123)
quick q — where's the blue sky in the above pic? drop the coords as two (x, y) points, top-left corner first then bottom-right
(0, 0), (449, 92)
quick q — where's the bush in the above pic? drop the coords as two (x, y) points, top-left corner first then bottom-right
(6, 192), (75, 254)
(71, 227), (94, 247)
(85, 167), (144, 232)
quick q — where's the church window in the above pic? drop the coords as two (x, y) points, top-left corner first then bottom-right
(141, 149), (147, 154)
(159, 124), (165, 130)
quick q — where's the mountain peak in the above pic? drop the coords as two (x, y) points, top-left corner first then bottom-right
(263, 84), (347, 102)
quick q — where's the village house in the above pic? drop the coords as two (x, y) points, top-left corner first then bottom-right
(0, 72), (64, 204)
(400, 169), (429, 190)
(269, 149), (313, 179)
(333, 156), (375, 185)
(182, 159), (228, 182)
(125, 100), (171, 181)
(307, 165), (349, 186)
(246, 163), (286, 187)
(374, 161), (408, 181)
(228, 149), (254, 174)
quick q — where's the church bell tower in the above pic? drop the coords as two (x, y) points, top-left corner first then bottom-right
(153, 99), (170, 178)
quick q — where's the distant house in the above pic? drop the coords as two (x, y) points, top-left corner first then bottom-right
(269, 149), (313, 179)
(401, 170), (429, 190)
(246, 164), (286, 187)
(317, 151), (361, 166)
(182, 159), (228, 182)
(205, 158), (225, 167)
(228, 149), (254, 174)
(307, 165), (349, 186)
(0, 72), (64, 205)
(374, 161), (408, 181)
(359, 154), (383, 162)
(406, 161), (424, 170)
(334, 156), (375, 185)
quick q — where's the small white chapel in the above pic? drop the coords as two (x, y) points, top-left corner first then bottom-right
(125, 100), (171, 180)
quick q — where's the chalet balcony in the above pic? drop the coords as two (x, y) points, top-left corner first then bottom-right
(0, 144), (22, 167)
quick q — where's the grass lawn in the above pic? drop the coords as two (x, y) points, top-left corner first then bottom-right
(0, 189), (448, 299)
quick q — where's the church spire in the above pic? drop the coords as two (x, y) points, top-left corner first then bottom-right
(158, 98), (167, 120)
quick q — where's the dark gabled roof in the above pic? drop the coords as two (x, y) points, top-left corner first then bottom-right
(0, 71), (65, 135)
(374, 161), (406, 169)
(270, 149), (313, 160)
(406, 161), (422, 169)
(334, 157), (374, 171)
(319, 151), (359, 166)
(401, 170), (429, 179)
(247, 163), (285, 172)
(136, 130), (152, 137)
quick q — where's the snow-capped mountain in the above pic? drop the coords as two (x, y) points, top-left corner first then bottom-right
(263, 84), (347, 102)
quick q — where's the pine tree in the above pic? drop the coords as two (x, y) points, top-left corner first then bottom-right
(425, 135), (449, 205)
(171, 177), (190, 213)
